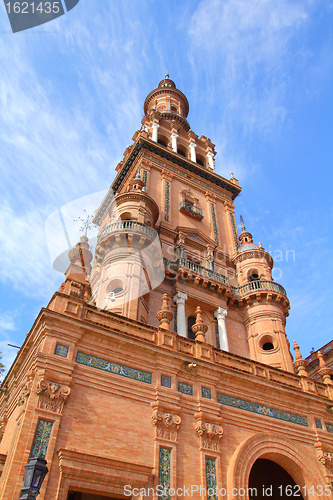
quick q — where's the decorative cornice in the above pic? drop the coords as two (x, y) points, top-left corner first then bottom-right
(109, 138), (241, 207)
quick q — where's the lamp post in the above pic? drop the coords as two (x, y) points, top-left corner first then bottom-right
(19, 457), (48, 499)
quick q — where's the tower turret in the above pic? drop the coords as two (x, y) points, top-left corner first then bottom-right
(232, 217), (293, 371)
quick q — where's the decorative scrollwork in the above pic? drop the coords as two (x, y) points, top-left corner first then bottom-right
(151, 409), (181, 441)
(195, 415), (223, 451)
(36, 379), (71, 414)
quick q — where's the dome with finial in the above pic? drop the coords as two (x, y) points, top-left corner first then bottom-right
(144, 74), (189, 118)
(68, 235), (93, 272)
(238, 215), (257, 252)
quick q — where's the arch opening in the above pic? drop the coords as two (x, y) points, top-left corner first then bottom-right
(249, 459), (305, 500)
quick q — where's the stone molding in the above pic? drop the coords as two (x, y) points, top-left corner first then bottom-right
(36, 378), (71, 414)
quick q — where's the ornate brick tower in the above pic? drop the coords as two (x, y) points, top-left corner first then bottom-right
(90, 75), (293, 371)
(1, 77), (332, 500)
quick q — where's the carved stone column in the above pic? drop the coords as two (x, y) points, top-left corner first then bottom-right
(171, 132), (178, 152)
(214, 307), (229, 352)
(152, 122), (159, 142)
(189, 141), (197, 162)
(206, 151), (215, 170)
(173, 291), (187, 337)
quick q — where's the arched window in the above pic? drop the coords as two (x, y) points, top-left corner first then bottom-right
(178, 145), (187, 157)
(196, 154), (206, 167)
(158, 135), (168, 147)
(249, 270), (260, 281)
(187, 316), (196, 340)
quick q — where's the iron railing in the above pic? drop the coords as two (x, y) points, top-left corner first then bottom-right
(179, 201), (203, 217)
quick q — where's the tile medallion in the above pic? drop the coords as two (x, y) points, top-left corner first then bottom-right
(178, 381), (193, 396)
(76, 352), (152, 384)
(202, 387), (212, 399)
(31, 419), (53, 458)
(205, 457), (218, 500)
(161, 375), (172, 388)
(159, 447), (171, 500)
(217, 393), (308, 427)
(54, 343), (69, 358)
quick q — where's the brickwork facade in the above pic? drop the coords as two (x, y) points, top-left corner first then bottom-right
(1, 78), (333, 499)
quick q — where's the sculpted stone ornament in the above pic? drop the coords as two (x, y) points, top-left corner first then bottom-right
(36, 379), (71, 414)
(0, 413), (8, 442)
(195, 414), (223, 451)
(18, 380), (32, 407)
(151, 409), (181, 441)
(317, 449), (333, 474)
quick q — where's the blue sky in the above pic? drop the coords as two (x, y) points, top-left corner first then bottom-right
(0, 0), (332, 374)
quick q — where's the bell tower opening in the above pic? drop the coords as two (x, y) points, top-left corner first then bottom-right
(248, 458), (305, 499)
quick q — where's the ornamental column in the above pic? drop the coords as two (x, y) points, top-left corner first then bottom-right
(207, 151), (215, 170)
(189, 142), (197, 162)
(171, 132), (178, 152)
(174, 291), (187, 337)
(214, 307), (229, 351)
(152, 122), (159, 142)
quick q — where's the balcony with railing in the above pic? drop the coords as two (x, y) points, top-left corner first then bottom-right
(179, 201), (203, 220)
(164, 258), (287, 298)
(230, 280), (287, 297)
(164, 258), (229, 285)
(98, 221), (158, 241)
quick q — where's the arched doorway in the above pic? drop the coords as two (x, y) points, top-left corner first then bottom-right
(249, 459), (305, 499)
(228, 432), (326, 500)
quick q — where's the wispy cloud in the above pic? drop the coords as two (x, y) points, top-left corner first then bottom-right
(187, 0), (329, 182)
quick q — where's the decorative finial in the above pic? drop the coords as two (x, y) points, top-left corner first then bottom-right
(156, 294), (173, 330)
(165, 70), (169, 79)
(240, 215), (246, 232)
(74, 210), (96, 236)
(293, 340), (302, 360)
(317, 351), (333, 386)
(293, 341), (308, 377)
(191, 306), (208, 343)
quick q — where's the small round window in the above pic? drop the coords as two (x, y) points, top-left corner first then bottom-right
(112, 287), (123, 295)
(259, 334), (277, 352)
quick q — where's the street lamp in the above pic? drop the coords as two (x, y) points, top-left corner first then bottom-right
(19, 457), (48, 499)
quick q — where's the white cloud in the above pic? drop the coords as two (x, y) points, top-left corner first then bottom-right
(0, 314), (16, 333)
(187, 0), (318, 143)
